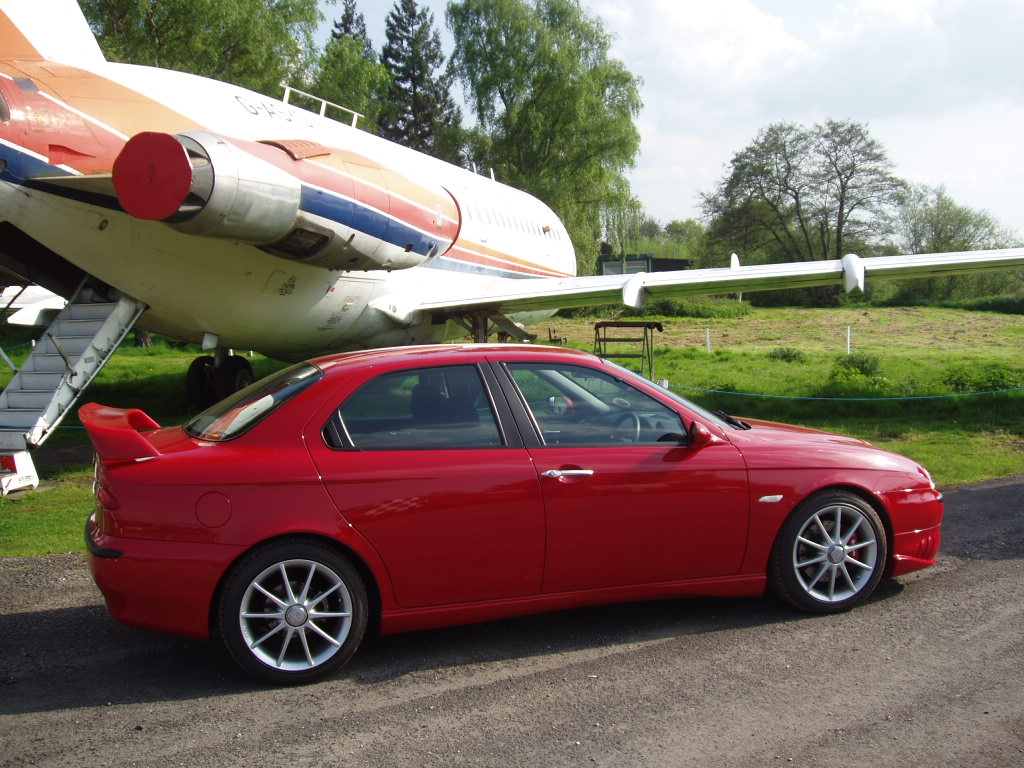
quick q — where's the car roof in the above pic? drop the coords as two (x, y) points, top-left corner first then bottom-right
(308, 343), (598, 375)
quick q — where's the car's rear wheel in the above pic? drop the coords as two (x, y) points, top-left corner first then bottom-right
(769, 490), (887, 614)
(218, 539), (367, 684)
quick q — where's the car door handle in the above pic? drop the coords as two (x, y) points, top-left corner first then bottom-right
(541, 469), (595, 478)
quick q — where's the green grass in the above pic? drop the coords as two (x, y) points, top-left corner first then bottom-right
(2, 307), (1023, 557)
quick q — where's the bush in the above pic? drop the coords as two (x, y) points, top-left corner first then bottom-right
(943, 364), (1022, 393)
(767, 347), (807, 363)
(621, 297), (752, 319)
(835, 352), (882, 378)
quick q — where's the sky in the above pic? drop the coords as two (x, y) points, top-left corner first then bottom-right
(317, 0), (1024, 238)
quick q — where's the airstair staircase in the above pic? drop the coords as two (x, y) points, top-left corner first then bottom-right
(0, 285), (146, 493)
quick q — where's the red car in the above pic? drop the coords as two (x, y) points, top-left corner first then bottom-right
(83, 344), (942, 684)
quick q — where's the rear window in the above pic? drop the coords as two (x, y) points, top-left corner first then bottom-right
(184, 363), (323, 441)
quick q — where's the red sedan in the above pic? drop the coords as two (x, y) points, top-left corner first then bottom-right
(83, 344), (942, 684)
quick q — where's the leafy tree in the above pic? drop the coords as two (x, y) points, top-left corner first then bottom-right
(885, 184), (1022, 302)
(378, 0), (461, 162)
(600, 181), (643, 257)
(311, 1), (390, 130)
(447, 0), (643, 274)
(80, 0), (322, 96)
(702, 120), (905, 264)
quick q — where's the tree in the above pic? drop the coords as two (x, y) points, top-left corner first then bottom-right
(80, 0), (322, 97)
(331, 0), (373, 58)
(311, 1), (391, 130)
(702, 120), (905, 264)
(447, 0), (643, 274)
(887, 184), (1022, 302)
(378, 0), (462, 162)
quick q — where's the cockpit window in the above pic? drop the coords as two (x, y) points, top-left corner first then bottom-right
(0, 91), (9, 123)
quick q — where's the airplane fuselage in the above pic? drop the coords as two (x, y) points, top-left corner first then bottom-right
(0, 46), (575, 358)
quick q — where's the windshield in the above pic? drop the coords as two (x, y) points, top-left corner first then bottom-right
(599, 359), (735, 430)
(185, 363), (323, 441)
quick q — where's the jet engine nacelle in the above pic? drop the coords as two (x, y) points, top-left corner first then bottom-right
(112, 131), (455, 272)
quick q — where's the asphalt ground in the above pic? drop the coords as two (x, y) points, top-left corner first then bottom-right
(1, 474), (1022, 767)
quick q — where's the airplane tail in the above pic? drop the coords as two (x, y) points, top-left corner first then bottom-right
(0, 0), (105, 67)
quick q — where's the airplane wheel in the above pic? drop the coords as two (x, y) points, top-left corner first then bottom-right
(186, 356), (217, 411)
(217, 355), (255, 399)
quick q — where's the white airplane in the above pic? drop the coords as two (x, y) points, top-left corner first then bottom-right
(0, 0), (1022, 491)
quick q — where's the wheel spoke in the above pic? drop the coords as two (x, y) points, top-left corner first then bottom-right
(797, 535), (828, 552)
(796, 552), (827, 568)
(805, 562), (831, 589)
(811, 513), (834, 543)
(844, 555), (873, 571)
(838, 562), (857, 593)
(242, 609), (285, 620)
(278, 563), (298, 603)
(310, 581), (342, 607)
(249, 621), (286, 650)
(309, 609), (351, 619)
(298, 563), (317, 603)
(297, 628), (315, 666)
(306, 620), (344, 647)
(845, 538), (875, 554)
(276, 627), (296, 666)
(253, 583), (288, 609)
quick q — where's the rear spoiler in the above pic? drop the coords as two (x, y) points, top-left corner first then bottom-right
(79, 403), (161, 462)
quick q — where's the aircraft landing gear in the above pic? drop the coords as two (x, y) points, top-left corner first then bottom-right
(186, 351), (254, 411)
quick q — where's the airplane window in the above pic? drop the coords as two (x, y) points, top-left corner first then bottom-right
(0, 91), (9, 123)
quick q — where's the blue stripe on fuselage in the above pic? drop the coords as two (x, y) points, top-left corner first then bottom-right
(299, 185), (443, 259)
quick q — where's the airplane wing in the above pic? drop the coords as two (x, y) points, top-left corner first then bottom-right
(1, 284), (66, 325)
(374, 249), (1024, 322)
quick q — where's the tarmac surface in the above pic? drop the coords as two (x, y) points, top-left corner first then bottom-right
(1, 474), (1022, 767)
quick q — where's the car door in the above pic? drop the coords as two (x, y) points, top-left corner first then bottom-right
(307, 363), (545, 608)
(500, 361), (749, 594)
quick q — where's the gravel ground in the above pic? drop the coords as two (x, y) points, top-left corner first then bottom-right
(1, 475), (1022, 767)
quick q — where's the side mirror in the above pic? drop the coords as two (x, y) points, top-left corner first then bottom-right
(688, 420), (715, 449)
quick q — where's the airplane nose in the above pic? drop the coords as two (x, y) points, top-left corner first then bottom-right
(112, 132), (194, 220)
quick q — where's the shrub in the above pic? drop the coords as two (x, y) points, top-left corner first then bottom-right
(621, 297), (752, 319)
(767, 347), (807, 363)
(835, 352), (882, 378)
(943, 364), (1023, 393)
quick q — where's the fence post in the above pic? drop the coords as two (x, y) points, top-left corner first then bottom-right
(706, 328), (712, 354)
(847, 326), (852, 355)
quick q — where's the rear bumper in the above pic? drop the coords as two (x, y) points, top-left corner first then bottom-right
(86, 514), (244, 640)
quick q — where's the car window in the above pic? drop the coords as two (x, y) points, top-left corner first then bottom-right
(185, 363), (323, 441)
(506, 363), (685, 446)
(330, 364), (503, 450)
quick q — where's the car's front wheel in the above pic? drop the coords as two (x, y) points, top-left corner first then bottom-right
(218, 539), (367, 684)
(769, 490), (887, 614)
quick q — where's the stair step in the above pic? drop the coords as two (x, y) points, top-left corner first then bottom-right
(5, 390), (54, 410)
(19, 354), (69, 373)
(49, 317), (107, 338)
(16, 371), (64, 389)
(66, 302), (118, 321)
(39, 335), (97, 356)
(0, 409), (45, 429)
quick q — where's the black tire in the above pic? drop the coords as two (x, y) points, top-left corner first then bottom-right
(186, 355), (217, 411)
(218, 539), (368, 685)
(768, 489), (887, 614)
(217, 355), (255, 399)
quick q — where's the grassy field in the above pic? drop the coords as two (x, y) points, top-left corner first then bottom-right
(1, 305), (1022, 557)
